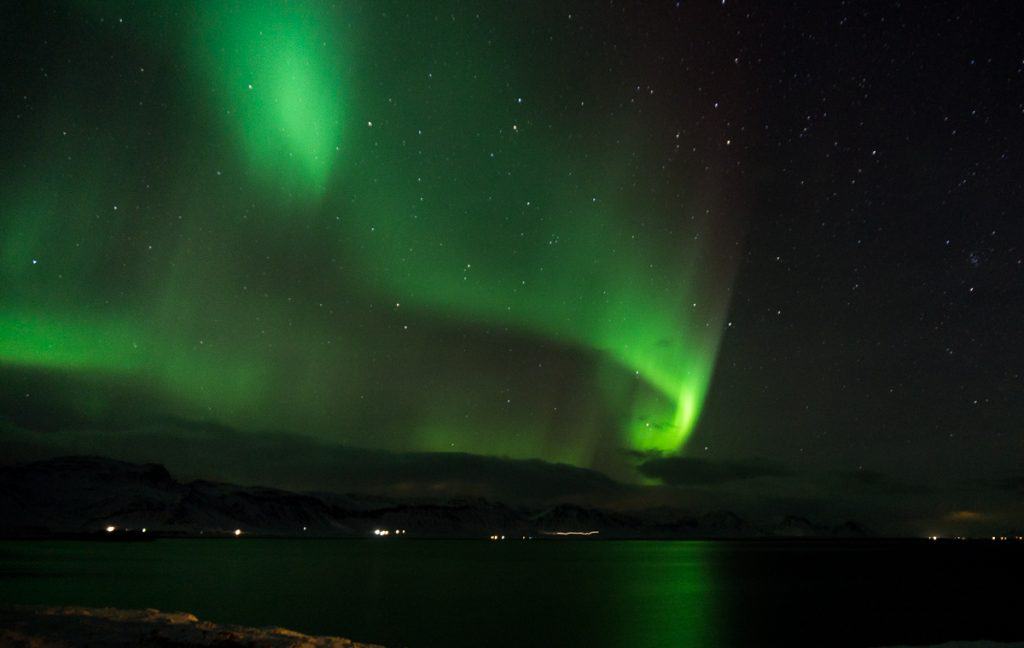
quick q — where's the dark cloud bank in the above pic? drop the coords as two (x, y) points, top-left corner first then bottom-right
(4, 415), (1022, 536)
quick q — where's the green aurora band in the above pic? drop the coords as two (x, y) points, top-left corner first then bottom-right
(0, 2), (738, 474)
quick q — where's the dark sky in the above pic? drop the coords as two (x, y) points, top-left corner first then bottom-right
(1, 1), (1022, 535)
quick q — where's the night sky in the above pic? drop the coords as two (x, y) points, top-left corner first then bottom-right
(2, 1), (1023, 535)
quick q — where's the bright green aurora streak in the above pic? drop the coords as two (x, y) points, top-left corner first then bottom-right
(0, 2), (738, 476)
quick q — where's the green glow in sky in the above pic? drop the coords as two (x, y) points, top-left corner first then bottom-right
(192, 1), (347, 196)
(0, 2), (737, 476)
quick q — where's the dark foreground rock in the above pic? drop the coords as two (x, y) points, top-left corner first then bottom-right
(0, 605), (382, 647)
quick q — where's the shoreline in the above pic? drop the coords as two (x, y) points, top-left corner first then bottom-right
(0, 605), (382, 648)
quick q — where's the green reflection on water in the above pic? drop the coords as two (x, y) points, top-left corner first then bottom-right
(601, 541), (722, 647)
(0, 539), (722, 647)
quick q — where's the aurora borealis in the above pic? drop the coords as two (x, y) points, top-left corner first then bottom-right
(1, 1), (739, 476)
(9, 5), (1024, 647)
(5, 0), (1023, 537)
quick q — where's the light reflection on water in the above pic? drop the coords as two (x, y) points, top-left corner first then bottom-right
(0, 539), (718, 647)
(1, 539), (1022, 647)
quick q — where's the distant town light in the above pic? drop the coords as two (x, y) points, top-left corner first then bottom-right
(142, 528), (147, 533)
(105, 525), (116, 533)
(234, 529), (242, 537)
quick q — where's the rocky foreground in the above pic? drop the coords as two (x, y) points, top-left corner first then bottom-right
(0, 606), (382, 648)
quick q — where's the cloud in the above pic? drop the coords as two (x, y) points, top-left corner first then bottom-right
(7, 412), (1021, 535)
(987, 474), (1024, 492)
(636, 456), (792, 486)
(2, 418), (628, 505)
(944, 510), (985, 522)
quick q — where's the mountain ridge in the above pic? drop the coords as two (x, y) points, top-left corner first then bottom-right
(0, 455), (873, 539)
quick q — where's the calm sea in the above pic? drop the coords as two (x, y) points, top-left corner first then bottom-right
(0, 539), (1022, 647)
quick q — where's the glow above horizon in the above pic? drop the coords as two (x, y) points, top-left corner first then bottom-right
(0, 1), (739, 474)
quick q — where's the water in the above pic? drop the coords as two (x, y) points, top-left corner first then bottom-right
(0, 539), (1022, 647)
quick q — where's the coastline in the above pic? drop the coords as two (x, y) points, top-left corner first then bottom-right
(0, 605), (382, 648)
